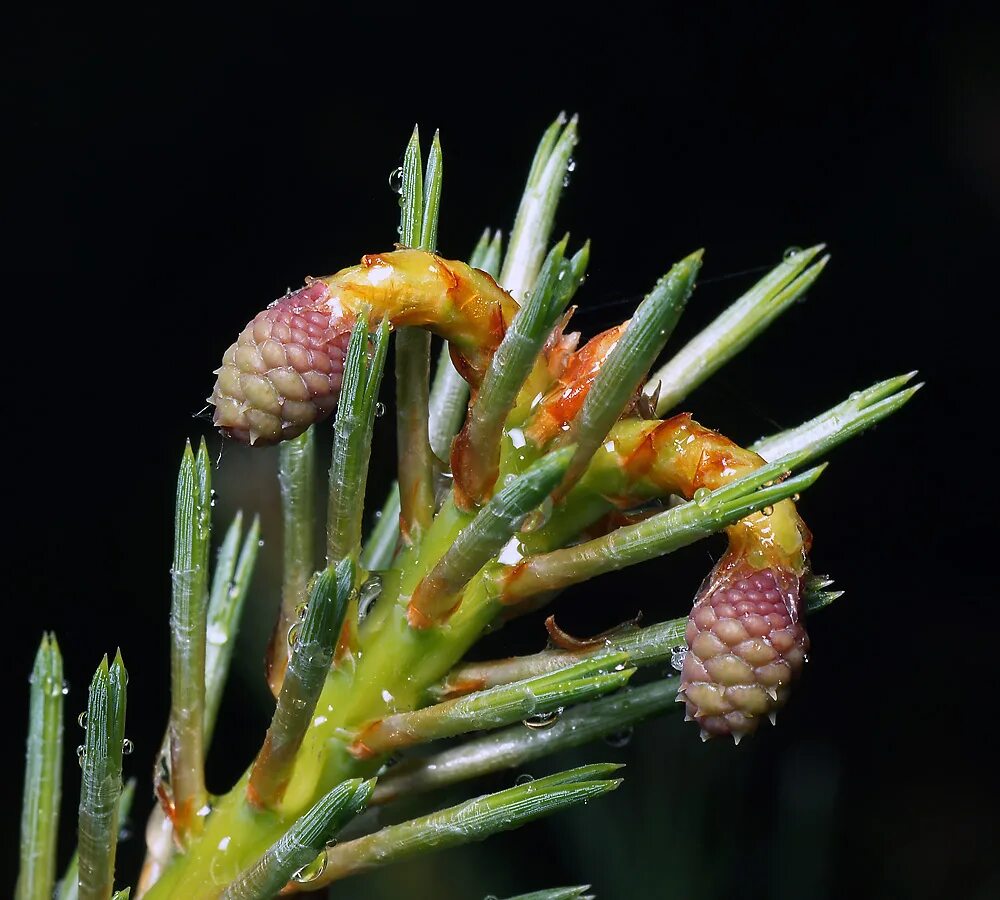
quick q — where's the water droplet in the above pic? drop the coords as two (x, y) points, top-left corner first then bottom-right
(515, 773), (534, 785)
(287, 623), (300, 647)
(603, 727), (634, 748)
(61, 681), (70, 696)
(388, 167), (404, 194)
(497, 536), (525, 565)
(567, 158), (577, 173)
(76, 745), (86, 767)
(258, 539), (265, 548)
(381, 688), (395, 704)
(295, 602), (309, 621)
(523, 707), (563, 730)
(670, 647), (688, 671)
(520, 497), (554, 534)
(122, 738), (134, 755)
(783, 246), (802, 261)
(210, 841), (240, 885)
(693, 487), (712, 508)
(207, 623), (228, 646)
(374, 402), (386, 418)
(358, 574), (383, 620)
(293, 851), (328, 884)
(762, 505), (774, 517)
(78, 711), (88, 728)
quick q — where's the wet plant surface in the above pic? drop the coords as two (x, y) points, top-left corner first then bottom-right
(8, 7), (996, 897)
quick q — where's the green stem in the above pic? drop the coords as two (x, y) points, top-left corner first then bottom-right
(17, 633), (64, 900)
(351, 652), (632, 758)
(220, 778), (373, 900)
(557, 250), (701, 494)
(751, 371), (921, 461)
(59, 782), (136, 900)
(419, 130), (443, 252)
(503, 465), (824, 603)
(168, 440), (211, 838)
(249, 561), (353, 807)
(311, 765), (621, 887)
(454, 238), (571, 504)
(327, 316), (390, 562)
(395, 328), (435, 542)
(408, 446), (574, 627)
(502, 889), (593, 900)
(206, 513), (260, 745)
(274, 430), (317, 690)
(399, 125), (423, 249)
(374, 680), (678, 806)
(433, 619), (686, 699)
(426, 226), (506, 464)
(647, 245), (828, 414)
(500, 113), (578, 300)
(78, 652), (127, 900)
(394, 125), (440, 542)
(374, 573), (842, 806)
(359, 486), (400, 571)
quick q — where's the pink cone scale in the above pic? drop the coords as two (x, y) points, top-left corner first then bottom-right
(679, 565), (809, 742)
(210, 282), (352, 445)
(208, 249), (521, 446)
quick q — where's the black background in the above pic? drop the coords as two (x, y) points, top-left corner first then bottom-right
(7, 4), (997, 898)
